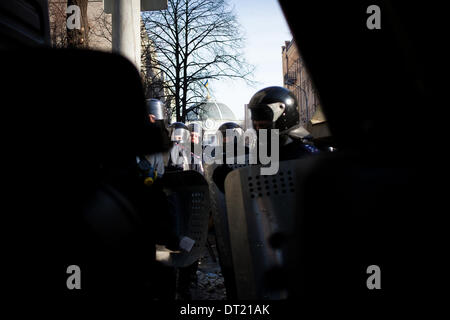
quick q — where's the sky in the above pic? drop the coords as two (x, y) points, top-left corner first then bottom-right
(208, 0), (293, 120)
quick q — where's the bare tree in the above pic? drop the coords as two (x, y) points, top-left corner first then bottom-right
(49, 0), (90, 48)
(142, 0), (254, 122)
(48, 0), (69, 48)
(89, 7), (113, 46)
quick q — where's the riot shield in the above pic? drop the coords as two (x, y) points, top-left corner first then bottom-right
(224, 159), (314, 299)
(157, 170), (211, 268)
(204, 155), (249, 298)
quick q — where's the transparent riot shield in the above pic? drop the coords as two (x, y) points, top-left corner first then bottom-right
(224, 159), (314, 300)
(157, 170), (211, 268)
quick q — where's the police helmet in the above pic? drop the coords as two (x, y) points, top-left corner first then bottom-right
(218, 122), (242, 135)
(146, 98), (165, 120)
(248, 86), (299, 132)
(188, 122), (202, 135)
(169, 122), (190, 143)
(218, 122), (243, 144)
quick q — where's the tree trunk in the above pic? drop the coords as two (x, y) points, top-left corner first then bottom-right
(181, 0), (189, 123)
(174, 7), (181, 123)
(67, 0), (89, 48)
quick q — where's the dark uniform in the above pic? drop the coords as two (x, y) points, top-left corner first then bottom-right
(212, 122), (249, 193)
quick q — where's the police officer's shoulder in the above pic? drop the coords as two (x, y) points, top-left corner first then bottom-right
(280, 136), (319, 161)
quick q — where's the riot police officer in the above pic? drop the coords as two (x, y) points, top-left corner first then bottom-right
(167, 122), (191, 171)
(187, 122), (204, 174)
(137, 99), (171, 182)
(166, 122), (200, 299)
(248, 86), (319, 161)
(137, 99), (179, 299)
(208, 121), (250, 299)
(212, 122), (249, 193)
(217, 122), (248, 164)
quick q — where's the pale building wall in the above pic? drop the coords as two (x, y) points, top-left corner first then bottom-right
(48, 1), (171, 114)
(282, 39), (321, 127)
(87, 1), (112, 52)
(48, 0), (111, 50)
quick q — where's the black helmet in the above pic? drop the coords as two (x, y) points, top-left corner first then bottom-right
(248, 86), (299, 132)
(169, 122), (190, 143)
(217, 122), (243, 145)
(169, 122), (189, 130)
(146, 98), (165, 120)
(218, 122), (242, 135)
(188, 122), (202, 135)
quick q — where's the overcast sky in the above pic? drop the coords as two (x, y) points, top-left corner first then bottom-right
(208, 0), (293, 120)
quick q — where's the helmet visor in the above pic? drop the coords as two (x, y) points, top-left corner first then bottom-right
(250, 105), (274, 122)
(171, 128), (190, 143)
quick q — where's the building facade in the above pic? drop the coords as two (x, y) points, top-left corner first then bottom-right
(282, 39), (321, 127)
(48, 1), (167, 103)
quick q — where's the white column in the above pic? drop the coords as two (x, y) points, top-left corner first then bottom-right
(112, 0), (141, 71)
